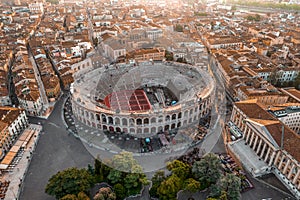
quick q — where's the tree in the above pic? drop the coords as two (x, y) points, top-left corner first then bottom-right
(167, 160), (191, 180)
(192, 153), (222, 187)
(175, 24), (183, 32)
(245, 14), (261, 21)
(157, 175), (183, 200)
(46, 0), (59, 4)
(77, 192), (90, 200)
(220, 174), (241, 200)
(108, 169), (122, 184)
(45, 168), (94, 199)
(183, 178), (201, 193)
(208, 173), (240, 200)
(94, 158), (102, 181)
(113, 183), (126, 200)
(149, 170), (166, 197)
(107, 152), (148, 197)
(165, 50), (174, 61)
(60, 192), (89, 200)
(88, 164), (95, 176)
(124, 173), (141, 189)
(61, 194), (78, 200)
(111, 151), (143, 173)
(176, 57), (187, 63)
(94, 158), (112, 182)
(208, 183), (222, 198)
(93, 187), (116, 200)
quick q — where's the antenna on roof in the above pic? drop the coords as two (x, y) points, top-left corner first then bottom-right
(281, 125), (284, 149)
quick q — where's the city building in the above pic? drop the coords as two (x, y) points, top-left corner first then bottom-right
(0, 70), (11, 107)
(28, 2), (44, 14)
(103, 37), (126, 61)
(126, 48), (165, 62)
(268, 104), (300, 134)
(0, 107), (29, 160)
(228, 99), (300, 198)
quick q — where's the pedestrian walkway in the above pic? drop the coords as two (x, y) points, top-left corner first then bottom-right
(0, 124), (42, 200)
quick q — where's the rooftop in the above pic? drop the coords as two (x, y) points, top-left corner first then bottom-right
(0, 107), (24, 125)
(235, 99), (300, 162)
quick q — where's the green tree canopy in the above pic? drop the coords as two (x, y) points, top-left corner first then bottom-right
(108, 169), (122, 184)
(105, 152), (148, 197)
(94, 157), (112, 182)
(45, 168), (94, 199)
(93, 187), (116, 200)
(192, 153), (222, 187)
(157, 175), (183, 200)
(183, 178), (201, 193)
(175, 24), (183, 32)
(111, 151), (143, 173)
(124, 173), (141, 189)
(220, 174), (241, 200)
(113, 183), (126, 200)
(61, 194), (78, 200)
(167, 160), (191, 179)
(77, 191), (90, 200)
(61, 192), (90, 200)
(165, 50), (174, 61)
(46, 0), (59, 4)
(208, 173), (241, 200)
(149, 170), (166, 197)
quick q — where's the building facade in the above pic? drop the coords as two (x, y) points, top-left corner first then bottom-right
(71, 62), (214, 135)
(228, 99), (300, 198)
(0, 107), (29, 160)
(28, 2), (44, 14)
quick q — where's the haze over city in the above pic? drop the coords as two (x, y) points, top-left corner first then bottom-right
(0, 0), (299, 200)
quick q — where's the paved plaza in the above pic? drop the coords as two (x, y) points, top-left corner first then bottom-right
(19, 94), (94, 200)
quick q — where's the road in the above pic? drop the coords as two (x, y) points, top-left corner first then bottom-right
(19, 94), (94, 200)
(197, 54), (227, 155)
(27, 44), (49, 108)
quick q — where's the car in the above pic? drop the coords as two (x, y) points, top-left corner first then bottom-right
(231, 135), (236, 141)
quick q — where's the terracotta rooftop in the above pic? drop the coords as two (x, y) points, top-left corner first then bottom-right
(266, 122), (300, 162)
(0, 120), (7, 132)
(235, 99), (275, 120)
(0, 107), (24, 125)
(286, 88), (300, 101)
(235, 99), (300, 162)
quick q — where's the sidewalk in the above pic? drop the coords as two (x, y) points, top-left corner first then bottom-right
(1, 124), (42, 200)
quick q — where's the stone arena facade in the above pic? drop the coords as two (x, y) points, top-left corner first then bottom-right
(70, 61), (215, 136)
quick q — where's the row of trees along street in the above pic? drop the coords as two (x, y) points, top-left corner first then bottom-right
(45, 151), (148, 200)
(150, 153), (241, 200)
(45, 151), (241, 200)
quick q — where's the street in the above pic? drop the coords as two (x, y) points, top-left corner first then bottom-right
(19, 94), (94, 200)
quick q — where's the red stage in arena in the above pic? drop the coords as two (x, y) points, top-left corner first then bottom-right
(104, 90), (151, 112)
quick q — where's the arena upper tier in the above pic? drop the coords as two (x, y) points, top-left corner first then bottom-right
(71, 61), (215, 136)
